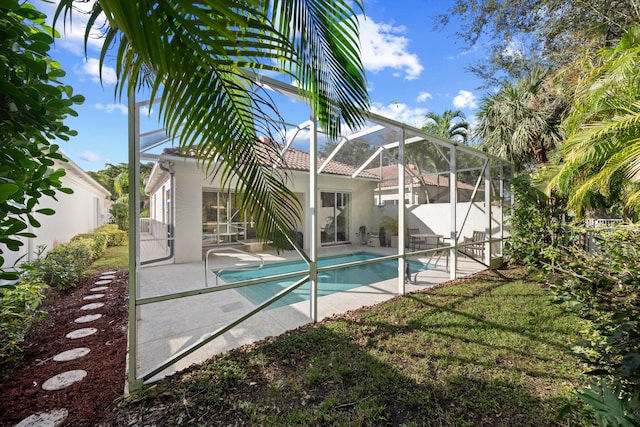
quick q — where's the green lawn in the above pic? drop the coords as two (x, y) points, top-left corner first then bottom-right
(116, 267), (590, 426)
(86, 244), (128, 276)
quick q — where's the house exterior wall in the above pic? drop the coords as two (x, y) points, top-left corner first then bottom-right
(377, 202), (503, 242)
(146, 158), (378, 263)
(2, 157), (111, 270)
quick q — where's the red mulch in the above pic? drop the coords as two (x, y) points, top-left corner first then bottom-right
(0, 271), (129, 426)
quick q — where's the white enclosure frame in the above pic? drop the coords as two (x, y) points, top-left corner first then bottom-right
(126, 76), (513, 390)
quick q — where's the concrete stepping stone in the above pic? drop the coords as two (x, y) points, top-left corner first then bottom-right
(66, 328), (97, 339)
(80, 302), (104, 311)
(16, 408), (68, 427)
(94, 279), (112, 285)
(53, 347), (90, 362)
(101, 270), (116, 275)
(90, 286), (109, 292)
(83, 293), (104, 301)
(99, 275), (115, 280)
(42, 370), (87, 391)
(74, 314), (102, 324)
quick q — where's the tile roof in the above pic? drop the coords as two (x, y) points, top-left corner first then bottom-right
(366, 164), (478, 191)
(162, 141), (379, 179)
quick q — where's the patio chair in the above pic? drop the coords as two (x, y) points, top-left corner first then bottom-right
(463, 230), (485, 259)
(407, 228), (426, 251)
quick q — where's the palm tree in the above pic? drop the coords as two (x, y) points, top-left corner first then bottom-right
(421, 109), (469, 143)
(54, 0), (369, 248)
(547, 25), (640, 219)
(475, 66), (566, 173)
(400, 110), (470, 203)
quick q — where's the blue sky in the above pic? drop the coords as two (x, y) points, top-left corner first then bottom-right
(34, 0), (490, 171)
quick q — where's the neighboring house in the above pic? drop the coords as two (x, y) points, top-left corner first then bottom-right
(144, 139), (379, 264)
(2, 154), (112, 270)
(367, 164), (482, 205)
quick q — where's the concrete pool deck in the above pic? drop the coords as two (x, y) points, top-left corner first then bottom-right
(134, 245), (487, 383)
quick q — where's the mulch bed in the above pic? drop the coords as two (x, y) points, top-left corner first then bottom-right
(0, 271), (129, 426)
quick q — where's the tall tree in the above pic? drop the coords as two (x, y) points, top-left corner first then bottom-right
(0, 1), (84, 280)
(439, 0), (640, 85)
(547, 25), (640, 219)
(55, 0), (370, 249)
(475, 66), (566, 172)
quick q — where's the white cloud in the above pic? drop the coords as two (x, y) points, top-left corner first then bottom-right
(416, 92), (432, 102)
(453, 90), (478, 109)
(358, 15), (423, 80)
(77, 58), (117, 85)
(370, 102), (428, 128)
(36, 0), (105, 55)
(95, 102), (128, 115)
(80, 151), (101, 162)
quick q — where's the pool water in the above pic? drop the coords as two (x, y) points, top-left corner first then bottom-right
(218, 252), (431, 309)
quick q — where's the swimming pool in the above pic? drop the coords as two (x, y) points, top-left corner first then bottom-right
(218, 252), (431, 309)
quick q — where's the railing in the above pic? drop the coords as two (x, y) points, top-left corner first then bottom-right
(585, 218), (623, 228)
(140, 217), (151, 234)
(205, 247), (264, 287)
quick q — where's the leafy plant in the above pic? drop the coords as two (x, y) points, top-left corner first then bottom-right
(505, 174), (569, 268)
(29, 240), (92, 291)
(0, 0), (84, 281)
(0, 278), (47, 362)
(547, 226), (640, 425)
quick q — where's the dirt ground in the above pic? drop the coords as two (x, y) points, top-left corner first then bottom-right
(0, 271), (129, 426)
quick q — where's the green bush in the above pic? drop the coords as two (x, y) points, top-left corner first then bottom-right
(549, 226), (640, 425)
(30, 240), (92, 291)
(96, 224), (127, 246)
(72, 225), (127, 248)
(506, 174), (569, 268)
(110, 201), (128, 232)
(0, 278), (47, 362)
(91, 232), (108, 259)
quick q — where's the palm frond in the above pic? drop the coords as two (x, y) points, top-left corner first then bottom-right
(54, 0), (369, 248)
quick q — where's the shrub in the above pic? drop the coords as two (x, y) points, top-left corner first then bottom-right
(110, 201), (128, 232)
(506, 174), (569, 268)
(91, 232), (108, 259)
(0, 277), (47, 362)
(96, 224), (127, 246)
(550, 226), (640, 425)
(30, 240), (92, 291)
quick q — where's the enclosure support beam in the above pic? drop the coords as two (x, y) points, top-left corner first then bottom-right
(398, 128), (406, 295)
(484, 159), (492, 266)
(127, 89), (143, 392)
(309, 108), (318, 323)
(449, 147), (457, 280)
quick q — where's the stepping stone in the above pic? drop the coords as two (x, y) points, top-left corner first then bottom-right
(101, 270), (116, 275)
(66, 328), (97, 339)
(90, 286), (109, 292)
(53, 347), (90, 362)
(83, 294), (104, 301)
(99, 275), (116, 280)
(80, 302), (104, 311)
(16, 408), (68, 427)
(94, 279), (112, 285)
(42, 370), (87, 391)
(74, 314), (102, 324)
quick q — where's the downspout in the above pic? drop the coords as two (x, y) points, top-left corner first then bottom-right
(141, 160), (175, 265)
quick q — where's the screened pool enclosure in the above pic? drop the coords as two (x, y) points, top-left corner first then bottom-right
(127, 76), (513, 389)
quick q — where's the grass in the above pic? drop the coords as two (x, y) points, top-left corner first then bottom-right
(86, 244), (128, 276)
(117, 268), (591, 426)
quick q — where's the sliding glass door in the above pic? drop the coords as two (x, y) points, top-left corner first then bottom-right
(320, 191), (350, 244)
(202, 190), (255, 245)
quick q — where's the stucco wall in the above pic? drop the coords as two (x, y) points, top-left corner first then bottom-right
(2, 158), (111, 270)
(154, 159), (378, 263)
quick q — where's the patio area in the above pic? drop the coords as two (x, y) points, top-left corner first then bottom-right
(135, 245), (485, 383)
